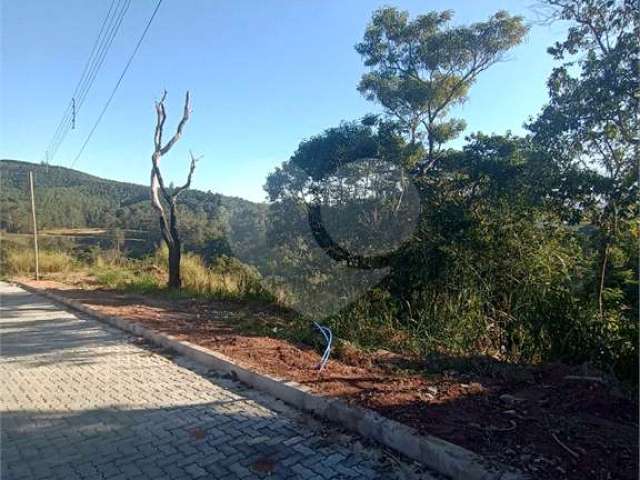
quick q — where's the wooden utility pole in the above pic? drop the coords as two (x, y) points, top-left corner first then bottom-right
(29, 171), (39, 280)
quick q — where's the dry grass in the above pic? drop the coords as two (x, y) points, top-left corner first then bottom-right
(153, 246), (272, 300)
(0, 236), (275, 303)
(1, 247), (76, 276)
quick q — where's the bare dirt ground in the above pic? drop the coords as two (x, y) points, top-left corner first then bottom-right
(19, 278), (639, 480)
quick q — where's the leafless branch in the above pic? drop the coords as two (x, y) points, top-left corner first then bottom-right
(154, 90), (168, 150)
(173, 150), (202, 198)
(150, 90), (194, 246)
(160, 91), (191, 156)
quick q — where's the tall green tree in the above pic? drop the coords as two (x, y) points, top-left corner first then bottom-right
(529, 0), (639, 319)
(301, 8), (529, 269)
(355, 7), (527, 170)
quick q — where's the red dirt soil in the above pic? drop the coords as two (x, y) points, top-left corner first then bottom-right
(19, 279), (639, 480)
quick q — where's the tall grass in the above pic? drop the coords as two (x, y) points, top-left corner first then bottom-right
(152, 246), (274, 301)
(0, 236), (275, 304)
(86, 245), (276, 302)
(92, 264), (160, 293)
(1, 242), (76, 276)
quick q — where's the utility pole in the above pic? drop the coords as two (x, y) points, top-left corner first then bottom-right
(29, 171), (39, 280)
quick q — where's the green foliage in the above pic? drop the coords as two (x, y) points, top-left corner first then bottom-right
(355, 7), (527, 154)
(527, 0), (639, 379)
(0, 159), (262, 262)
(153, 245), (273, 301)
(88, 246), (275, 302)
(265, 122), (636, 382)
(2, 4), (637, 385)
(93, 266), (160, 294)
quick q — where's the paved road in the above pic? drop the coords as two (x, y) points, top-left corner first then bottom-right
(0, 283), (435, 480)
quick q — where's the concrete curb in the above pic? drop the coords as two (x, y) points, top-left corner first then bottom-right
(15, 281), (527, 480)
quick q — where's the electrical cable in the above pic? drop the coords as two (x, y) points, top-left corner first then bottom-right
(71, 0), (163, 168)
(43, 0), (130, 163)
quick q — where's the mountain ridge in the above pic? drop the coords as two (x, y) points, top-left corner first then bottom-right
(0, 159), (268, 263)
(0, 159), (265, 205)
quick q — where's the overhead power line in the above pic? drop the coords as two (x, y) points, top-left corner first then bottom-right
(71, 0), (164, 168)
(46, 0), (129, 162)
(48, 0), (130, 158)
(74, 0), (131, 112)
(47, 0), (131, 162)
(44, 0), (131, 163)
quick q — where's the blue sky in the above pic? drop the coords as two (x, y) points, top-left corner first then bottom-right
(1, 0), (568, 202)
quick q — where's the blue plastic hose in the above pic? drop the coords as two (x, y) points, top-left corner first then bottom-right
(313, 321), (332, 371)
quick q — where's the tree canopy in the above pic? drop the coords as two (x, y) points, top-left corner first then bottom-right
(262, 3), (638, 382)
(355, 7), (528, 168)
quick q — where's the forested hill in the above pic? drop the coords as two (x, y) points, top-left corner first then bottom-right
(0, 159), (268, 262)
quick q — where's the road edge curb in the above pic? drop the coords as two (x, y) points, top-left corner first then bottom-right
(14, 281), (527, 480)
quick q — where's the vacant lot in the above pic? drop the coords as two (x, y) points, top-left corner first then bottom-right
(19, 278), (639, 480)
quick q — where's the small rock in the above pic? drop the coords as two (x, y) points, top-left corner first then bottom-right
(427, 386), (438, 395)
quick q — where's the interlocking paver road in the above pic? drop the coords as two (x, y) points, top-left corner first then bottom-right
(0, 283), (436, 479)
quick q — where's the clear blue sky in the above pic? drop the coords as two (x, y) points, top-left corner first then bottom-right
(1, 0), (567, 202)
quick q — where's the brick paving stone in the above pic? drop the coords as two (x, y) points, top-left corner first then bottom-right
(1, 282), (440, 479)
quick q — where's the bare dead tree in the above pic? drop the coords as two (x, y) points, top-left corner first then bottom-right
(150, 90), (201, 289)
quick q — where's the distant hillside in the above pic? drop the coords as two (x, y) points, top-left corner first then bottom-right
(0, 159), (268, 263)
